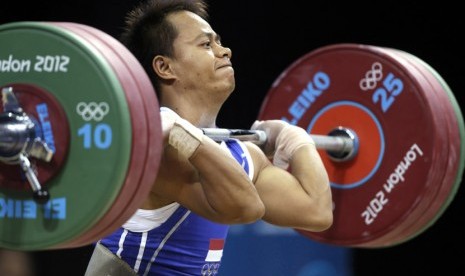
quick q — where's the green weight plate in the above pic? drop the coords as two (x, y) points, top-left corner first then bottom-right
(45, 22), (148, 248)
(0, 22), (132, 250)
(49, 23), (161, 249)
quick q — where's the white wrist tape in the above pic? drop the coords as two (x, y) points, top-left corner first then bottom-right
(273, 125), (315, 169)
(169, 117), (203, 159)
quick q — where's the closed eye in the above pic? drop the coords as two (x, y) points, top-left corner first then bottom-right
(197, 32), (223, 48)
(202, 40), (212, 48)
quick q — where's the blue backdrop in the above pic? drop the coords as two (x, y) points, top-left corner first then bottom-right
(219, 221), (353, 276)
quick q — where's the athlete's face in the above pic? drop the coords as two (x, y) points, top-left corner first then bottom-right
(167, 11), (235, 100)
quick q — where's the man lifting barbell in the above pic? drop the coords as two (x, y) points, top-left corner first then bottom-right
(0, 0), (463, 273)
(83, 0), (333, 275)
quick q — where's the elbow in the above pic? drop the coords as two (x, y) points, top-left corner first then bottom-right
(311, 211), (333, 232)
(312, 199), (334, 232)
(220, 201), (266, 224)
(233, 200), (266, 224)
(298, 203), (334, 232)
(243, 201), (266, 223)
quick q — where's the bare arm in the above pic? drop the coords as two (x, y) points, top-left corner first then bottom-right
(248, 121), (333, 232)
(146, 109), (265, 224)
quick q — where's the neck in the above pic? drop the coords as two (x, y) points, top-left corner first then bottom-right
(161, 97), (221, 128)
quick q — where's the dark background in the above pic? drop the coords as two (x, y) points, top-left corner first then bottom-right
(1, 1), (463, 275)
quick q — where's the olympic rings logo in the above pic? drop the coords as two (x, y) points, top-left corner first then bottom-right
(76, 102), (110, 121)
(360, 62), (383, 91)
(200, 262), (220, 276)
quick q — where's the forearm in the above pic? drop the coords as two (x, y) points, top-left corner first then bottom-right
(288, 144), (331, 197)
(266, 121), (331, 197)
(189, 138), (265, 223)
(161, 107), (264, 223)
(251, 120), (333, 231)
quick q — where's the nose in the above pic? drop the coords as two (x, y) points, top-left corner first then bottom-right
(223, 46), (232, 59)
(217, 45), (232, 59)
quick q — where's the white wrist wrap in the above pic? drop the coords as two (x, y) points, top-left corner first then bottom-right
(273, 125), (315, 169)
(169, 118), (203, 159)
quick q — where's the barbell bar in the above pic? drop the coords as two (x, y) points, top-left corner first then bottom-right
(201, 127), (358, 161)
(0, 21), (463, 251)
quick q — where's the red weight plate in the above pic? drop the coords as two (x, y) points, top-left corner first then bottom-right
(61, 23), (162, 248)
(404, 51), (465, 227)
(258, 44), (450, 247)
(309, 102), (383, 189)
(46, 23), (146, 248)
(350, 47), (452, 247)
(47, 23), (161, 248)
(0, 83), (70, 191)
(358, 47), (463, 247)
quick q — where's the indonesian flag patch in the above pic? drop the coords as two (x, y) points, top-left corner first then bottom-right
(205, 239), (224, 262)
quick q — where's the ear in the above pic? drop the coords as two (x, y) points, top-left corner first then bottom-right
(152, 55), (175, 80)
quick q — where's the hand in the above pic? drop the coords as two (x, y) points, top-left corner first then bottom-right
(252, 120), (314, 169)
(160, 107), (204, 158)
(160, 107), (180, 145)
(251, 120), (289, 157)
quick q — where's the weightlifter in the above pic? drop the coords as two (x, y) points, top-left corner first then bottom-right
(85, 0), (332, 275)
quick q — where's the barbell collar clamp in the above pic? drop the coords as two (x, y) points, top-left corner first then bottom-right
(0, 87), (53, 204)
(18, 153), (50, 204)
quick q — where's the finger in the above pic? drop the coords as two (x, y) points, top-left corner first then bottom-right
(251, 120), (263, 130)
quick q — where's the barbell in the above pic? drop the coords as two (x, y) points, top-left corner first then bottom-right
(0, 21), (463, 251)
